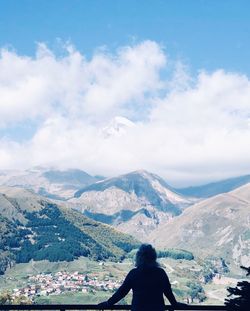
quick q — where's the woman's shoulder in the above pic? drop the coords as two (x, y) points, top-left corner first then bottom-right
(126, 268), (137, 276)
(134, 265), (166, 272)
(153, 266), (166, 272)
(129, 267), (138, 274)
(124, 268), (138, 280)
(150, 266), (168, 277)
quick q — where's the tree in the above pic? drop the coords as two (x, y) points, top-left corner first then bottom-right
(0, 291), (31, 305)
(0, 291), (12, 304)
(186, 281), (206, 303)
(225, 266), (250, 310)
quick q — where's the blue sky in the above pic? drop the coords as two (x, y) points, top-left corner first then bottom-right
(1, 0), (250, 185)
(1, 0), (250, 74)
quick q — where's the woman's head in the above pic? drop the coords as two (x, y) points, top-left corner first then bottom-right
(135, 244), (158, 267)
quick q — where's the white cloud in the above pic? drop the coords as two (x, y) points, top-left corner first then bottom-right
(1, 41), (250, 185)
(0, 41), (165, 126)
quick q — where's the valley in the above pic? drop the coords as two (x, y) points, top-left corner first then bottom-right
(0, 167), (250, 305)
(0, 256), (245, 305)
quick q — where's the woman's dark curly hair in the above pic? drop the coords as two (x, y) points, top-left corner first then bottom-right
(135, 244), (159, 267)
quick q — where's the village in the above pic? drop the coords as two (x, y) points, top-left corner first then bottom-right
(11, 271), (122, 301)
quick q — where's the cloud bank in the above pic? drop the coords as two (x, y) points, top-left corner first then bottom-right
(1, 41), (250, 186)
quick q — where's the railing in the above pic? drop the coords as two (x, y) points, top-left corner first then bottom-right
(0, 305), (228, 310)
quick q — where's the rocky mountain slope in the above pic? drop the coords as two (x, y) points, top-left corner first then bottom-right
(0, 186), (138, 274)
(71, 170), (193, 240)
(0, 168), (102, 200)
(150, 183), (250, 267)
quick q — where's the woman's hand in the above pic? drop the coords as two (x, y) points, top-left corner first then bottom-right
(174, 301), (188, 309)
(97, 301), (109, 309)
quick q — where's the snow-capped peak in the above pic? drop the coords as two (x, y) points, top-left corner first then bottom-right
(102, 116), (135, 138)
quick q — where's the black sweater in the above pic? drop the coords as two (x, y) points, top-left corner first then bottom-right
(107, 265), (177, 311)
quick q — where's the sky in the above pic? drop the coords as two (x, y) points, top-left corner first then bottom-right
(0, 0), (250, 186)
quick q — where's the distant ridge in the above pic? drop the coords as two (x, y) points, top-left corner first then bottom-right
(2, 167), (250, 200)
(43, 169), (98, 185)
(177, 174), (250, 198)
(0, 168), (103, 200)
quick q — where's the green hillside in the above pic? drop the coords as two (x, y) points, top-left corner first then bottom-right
(0, 187), (139, 274)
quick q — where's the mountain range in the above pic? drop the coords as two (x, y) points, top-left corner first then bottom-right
(1, 167), (250, 269)
(2, 167), (250, 201)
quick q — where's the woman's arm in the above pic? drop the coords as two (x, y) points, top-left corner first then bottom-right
(162, 270), (187, 308)
(98, 271), (132, 308)
(162, 270), (178, 305)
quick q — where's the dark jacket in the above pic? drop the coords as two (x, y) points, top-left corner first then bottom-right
(107, 265), (177, 311)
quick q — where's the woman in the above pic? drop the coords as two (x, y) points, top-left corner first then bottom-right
(98, 244), (186, 311)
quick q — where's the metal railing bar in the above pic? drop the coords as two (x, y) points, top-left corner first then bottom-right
(0, 304), (228, 310)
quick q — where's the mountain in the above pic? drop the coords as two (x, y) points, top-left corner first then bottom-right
(71, 170), (193, 241)
(0, 168), (102, 200)
(102, 116), (135, 138)
(0, 186), (139, 274)
(150, 183), (250, 267)
(177, 174), (250, 198)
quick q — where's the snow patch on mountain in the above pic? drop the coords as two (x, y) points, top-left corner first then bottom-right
(102, 116), (135, 138)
